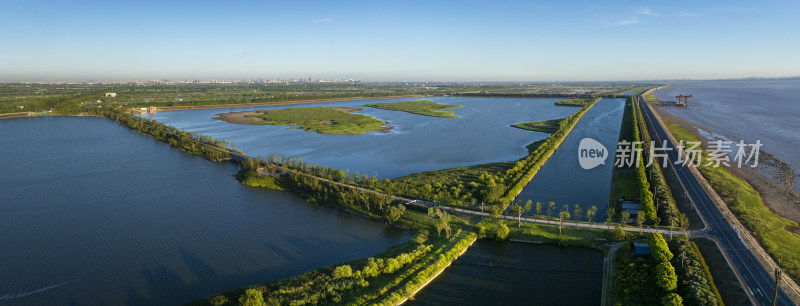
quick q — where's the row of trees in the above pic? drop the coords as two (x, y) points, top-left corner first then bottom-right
(221, 241), (436, 305)
(630, 97), (660, 224)
(633, 96), (685, 227)
(101, 109), (239, 161)
(650, 233), (679, 292)
(500, 97), (601, 205)
(612, 234), (683, 305)
(668, 236), (722, 305)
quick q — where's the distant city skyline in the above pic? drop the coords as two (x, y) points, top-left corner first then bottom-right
(1, 0), (798, 81)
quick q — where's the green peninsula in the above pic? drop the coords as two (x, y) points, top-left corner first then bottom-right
(511, 118), (564, 133)
(364, 100), (462, 118)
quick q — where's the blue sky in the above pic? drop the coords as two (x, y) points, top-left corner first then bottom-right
(1, 0), (798, 81)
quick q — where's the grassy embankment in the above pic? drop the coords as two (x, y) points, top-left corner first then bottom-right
(498, 97), (601, 206)
(663, 119), (800, 283)
(610, 99), (639, 206)
(246, 106), (389, 135)
(364, 100), (461, 118)
(191, 230), (476, 306)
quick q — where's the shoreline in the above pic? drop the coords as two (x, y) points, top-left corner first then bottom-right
(150, 94), (426, 113)
(655, 108), (800, 234)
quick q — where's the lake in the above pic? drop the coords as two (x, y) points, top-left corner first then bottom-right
(653, 79), (800, 195)
(515, 98), (626, 217)
(409, 240), (603, 305)
(0, 117), (408, 305)
(145, 97), (576, 178)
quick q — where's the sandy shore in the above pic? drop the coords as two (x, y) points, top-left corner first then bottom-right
(152, 95), (424, 113)
(656, 108), (800, 233)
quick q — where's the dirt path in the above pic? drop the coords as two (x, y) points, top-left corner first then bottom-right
(601, 242), (623, 306)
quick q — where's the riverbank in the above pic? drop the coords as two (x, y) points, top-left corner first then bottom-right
(152, 95), (426, 113)
(658, 109), (800, 288)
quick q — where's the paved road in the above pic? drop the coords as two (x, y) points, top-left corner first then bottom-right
(637, 96), (794, 306)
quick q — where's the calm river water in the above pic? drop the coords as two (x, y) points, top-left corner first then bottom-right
(146, 97), (576, 178)
(516, 98), (625, 217)
(654, 79), (800, 194)
(409, 240), (603, 305)
(0, 117), (408, 305)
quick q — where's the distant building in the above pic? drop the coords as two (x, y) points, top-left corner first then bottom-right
(148, 106), (157, 113)
(104, 93), (117, 97)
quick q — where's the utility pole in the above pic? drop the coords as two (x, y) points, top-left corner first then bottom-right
(772, 267), (781, 306)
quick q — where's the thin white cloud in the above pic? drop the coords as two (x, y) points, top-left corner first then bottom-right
(608, 17), (639, 26)
(311, 18), (333, 24)
(638, 7), (658, 17)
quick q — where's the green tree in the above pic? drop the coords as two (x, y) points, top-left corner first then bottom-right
(661, 293), (683, 306)
(524, 200), (532, 215)
(636, 212), (646, 232)
(436, 212), (451, 237)
(547, 201), (556, 223)
(606, 207), (616, 224)
(621, 211), (630, 226)
(412, 229), (429, 244)
(655, 261), (678, 291)
(559, 205), (571, 235)
(333, 265), (353, 279)
(587, 205), (597, 228)
(610, 224), (626, 241)
(573, 204), (582, 225)
(238, 288), (266, 306)
(535, 201), (543, 218)
(495, 222), (510, 240)
(208, 294), (229, 306)
(490, 204), (503, 218)
(386, 205), (403, 224)
(333, 169), (345, 182)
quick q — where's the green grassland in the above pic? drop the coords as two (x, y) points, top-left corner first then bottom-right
(247, 106), (389, 134)
(664, 119), (800, 283)
(364, 100), (461, 118)
(554, 98), (597, 107)
(510, 118), (564, 133)
(234, 170), (284, 190)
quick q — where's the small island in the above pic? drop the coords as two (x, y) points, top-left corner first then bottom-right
(213, 106), (390, 135)
(511, 118), (564, 133)
(364, 100), (462, 118)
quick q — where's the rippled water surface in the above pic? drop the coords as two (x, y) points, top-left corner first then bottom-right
(516, 98), (625, 217)
(654, 79), (800, 194)
(409, 240), (603, 305)
(0, 117), (408, 305)
(146, 97), (576, 178)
